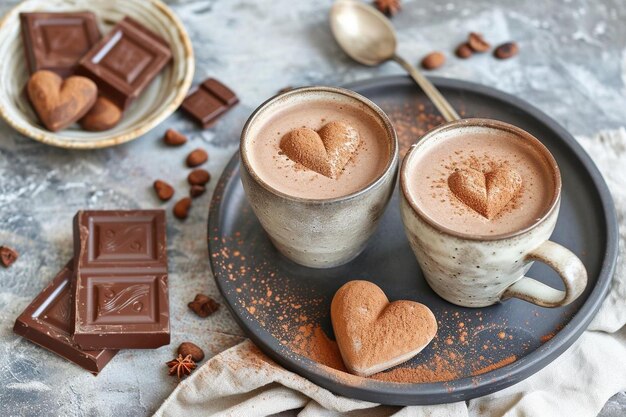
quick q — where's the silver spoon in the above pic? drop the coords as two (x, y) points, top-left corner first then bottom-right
(329, 0), (460, 122)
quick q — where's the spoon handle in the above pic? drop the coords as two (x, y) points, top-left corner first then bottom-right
(392, 54), (460, 122)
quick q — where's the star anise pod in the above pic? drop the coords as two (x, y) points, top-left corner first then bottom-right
(374, 0), (401, 17)
(166, 354), (196, 379)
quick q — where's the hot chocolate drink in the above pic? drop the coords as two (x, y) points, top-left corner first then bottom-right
(404, 125), (558, 236)
(245, 97), (391, 199)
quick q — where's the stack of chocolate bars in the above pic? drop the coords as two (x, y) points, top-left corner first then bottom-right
(13, 210), (169, 374)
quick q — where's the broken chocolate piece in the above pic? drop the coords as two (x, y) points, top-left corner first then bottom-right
(181, 78), (238, 128)
(13, 261), (117, 374)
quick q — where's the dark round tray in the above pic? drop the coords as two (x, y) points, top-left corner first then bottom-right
(208, 76), (618, 405)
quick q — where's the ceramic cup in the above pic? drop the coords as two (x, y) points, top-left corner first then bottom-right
(400, 119), (587, 308)
(240, 86), (398, 268)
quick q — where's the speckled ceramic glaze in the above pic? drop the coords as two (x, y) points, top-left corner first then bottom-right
(240, 87), (398, 268)
(400, 119), (588, 308)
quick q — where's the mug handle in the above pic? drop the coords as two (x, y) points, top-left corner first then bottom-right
(501, 241), (587, 307)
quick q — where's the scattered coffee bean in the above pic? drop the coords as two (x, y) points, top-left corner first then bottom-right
(173, 197), (192, 219)
(374, 0), (401, 17)
(186, 149), (208, 167)
(188, 294), (220, 318)
(277, 86), (294, 94)
(153, 180), (175, 201)
(190, 185), (206, 198)
(455, 43), (473, 59)
(494, 42), (519, 59)
(467, 32), (490, 52)
(0, 246), (18, 268)
(188, 169), (211, 185)
(178, 342), (205, 362)
(421, 52), (445, 70)
(80, 96), (122, 131)
(164, 129), (187, 146)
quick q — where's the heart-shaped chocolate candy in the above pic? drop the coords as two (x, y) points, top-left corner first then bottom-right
(80, 96), (122, 131)
(448, 166), (522, 219)
(331, 280), (437, 377)
(279, 121), (360, 178)
(27, 70), (97, 132)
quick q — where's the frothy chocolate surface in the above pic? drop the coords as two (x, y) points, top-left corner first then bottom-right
(246, 98), (390, 199)
(405, 127), (557, 236)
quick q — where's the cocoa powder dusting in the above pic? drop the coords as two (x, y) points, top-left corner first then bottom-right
(209, 149), (550, 386)
(471, 355), (517, 376)
(381, 100), (465, 156)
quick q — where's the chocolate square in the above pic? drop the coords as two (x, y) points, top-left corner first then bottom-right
(76, 17), (172, 110)
(78, 212), (164, 269)
(20, 12), (101, 77)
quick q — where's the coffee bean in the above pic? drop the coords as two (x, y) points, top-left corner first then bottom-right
(190, 185), (206, 198)
(421, 52), (445, 70)
(187, 169), (210, 185)
(164, 129), (187, 146)
(178, 342), (205, 362)
(455, 43), (473, 59)
(153, 180), (174, 201)
(186, 149), (208, 167)
(277, 86), (294, 94)
(188, 294), (220, 318)
(494, 42), (519, 59)
(467, 32), (490, 52)
(173, 197), (192, 219)
(0, 246), (18, 268)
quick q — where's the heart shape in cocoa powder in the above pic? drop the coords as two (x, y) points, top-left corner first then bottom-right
(27, 70), (97, 132)
(331, 280), (437, 377)
(279, 121), (360, 178)
(448, 166), (522, 219)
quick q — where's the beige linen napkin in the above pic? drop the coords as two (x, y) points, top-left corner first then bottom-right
(155, 128), (626, 417)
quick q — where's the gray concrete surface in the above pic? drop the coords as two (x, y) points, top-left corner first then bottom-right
(0, 0), (624, 416)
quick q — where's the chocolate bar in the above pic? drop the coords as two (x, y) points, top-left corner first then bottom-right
(76, 17), (172, 110)
(20, 12), (101, 77)
(72, 210), (169, 349)
(181, 78), (239, 128)
(13, 261), (117, 374)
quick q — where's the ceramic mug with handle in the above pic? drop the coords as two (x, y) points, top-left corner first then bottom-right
(400, 119), (587, 308)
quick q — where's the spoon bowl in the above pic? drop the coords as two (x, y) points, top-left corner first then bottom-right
(330, 0), (397, 66)
(329, 0), (460, 122)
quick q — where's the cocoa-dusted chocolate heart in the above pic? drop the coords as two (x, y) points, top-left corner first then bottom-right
(279, 121), (360, 179)
(448, 166), (522, 219)
(331, 280), (437, 377)
(80, 96), (122, 131)
(27, 70), (97, 132)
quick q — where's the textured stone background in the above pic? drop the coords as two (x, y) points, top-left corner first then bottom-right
(0, 0), (624, 416)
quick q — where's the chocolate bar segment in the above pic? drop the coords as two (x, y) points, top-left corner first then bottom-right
(13, 261), (117, 375)
(72, 210), (169, 349)
(181, 78), (239, 128)
(76, 17), (172, 110)
(20, 12), (101, 77)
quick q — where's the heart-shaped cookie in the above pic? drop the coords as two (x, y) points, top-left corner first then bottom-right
(448, 166), (522, 219)
(331, 280), (437, 377)
(279, 121), (360, 178)
(27, 70), (97, 132)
